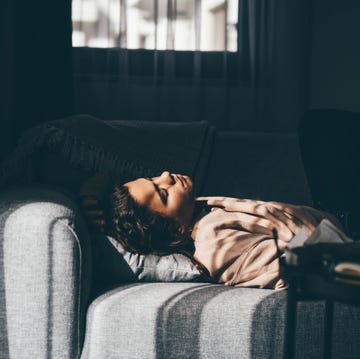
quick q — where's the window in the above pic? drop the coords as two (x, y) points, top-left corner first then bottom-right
(72, 0), (239, 52)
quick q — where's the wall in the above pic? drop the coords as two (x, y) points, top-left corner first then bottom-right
(310, 0), (360, 112)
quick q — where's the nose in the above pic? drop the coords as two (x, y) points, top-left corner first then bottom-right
(159, 171), (175, 185)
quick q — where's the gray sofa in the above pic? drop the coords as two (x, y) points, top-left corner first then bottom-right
(1, 131), (359, 359)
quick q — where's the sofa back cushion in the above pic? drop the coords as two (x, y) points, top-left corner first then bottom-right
(203, 132), (313, 205)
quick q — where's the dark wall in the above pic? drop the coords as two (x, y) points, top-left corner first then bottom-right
(0, 0), (73, 161)
(310, 0), (360, 112)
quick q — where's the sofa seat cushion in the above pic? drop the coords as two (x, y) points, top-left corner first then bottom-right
(81, 282), (360, 359)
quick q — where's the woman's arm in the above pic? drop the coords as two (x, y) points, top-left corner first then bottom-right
(265, 200), (345, 234)
(197, 196), (344, 241)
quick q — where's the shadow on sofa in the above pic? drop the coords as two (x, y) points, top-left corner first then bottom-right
(79, 281), (360, 358)
(81, 282), (288, 358)
(250, 291), (360, 359)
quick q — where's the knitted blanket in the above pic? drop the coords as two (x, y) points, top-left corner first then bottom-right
(0, 114), (215, 194)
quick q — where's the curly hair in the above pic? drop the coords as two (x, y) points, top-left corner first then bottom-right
(106, 183), (211, 281)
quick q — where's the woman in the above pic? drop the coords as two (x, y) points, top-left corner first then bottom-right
(80, 171), (344, 290)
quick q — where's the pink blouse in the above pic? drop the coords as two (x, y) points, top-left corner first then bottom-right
(191, 197), (342, 290)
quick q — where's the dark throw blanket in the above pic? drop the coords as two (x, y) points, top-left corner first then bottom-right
(0, 114), (215, 195)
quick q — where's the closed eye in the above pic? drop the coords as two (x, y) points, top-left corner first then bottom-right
(146, 177), (168, 205)
(159, 188), (168, 205)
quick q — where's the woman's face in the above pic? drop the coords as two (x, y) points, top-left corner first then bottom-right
(124, 171), (195, 227)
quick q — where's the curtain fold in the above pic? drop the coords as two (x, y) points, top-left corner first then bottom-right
(235, 0), (311, 131)
(73, 0), (311, 132)
(0, 0), (74, 160)
(0, 0), (15, 160)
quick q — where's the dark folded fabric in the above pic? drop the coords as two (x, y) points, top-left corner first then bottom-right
(287, 242), (360, 271)
(0, 114), (215, 195)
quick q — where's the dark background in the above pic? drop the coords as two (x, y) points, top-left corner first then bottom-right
(310, 0), (360, 112)
(1, 0), (360, 161)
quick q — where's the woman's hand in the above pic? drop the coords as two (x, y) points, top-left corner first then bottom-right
(196, 197), (345, 243)
(261, 203), (321, 240)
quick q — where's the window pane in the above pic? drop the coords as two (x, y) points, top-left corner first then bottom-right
(72, 0), (238, 52)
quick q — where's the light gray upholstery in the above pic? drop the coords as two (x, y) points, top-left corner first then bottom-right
(0, 186), (92, 359)
(93, 234), (201, 284)
(80, 282), (360, 359)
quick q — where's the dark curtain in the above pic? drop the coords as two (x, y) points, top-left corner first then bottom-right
(72, 0), (311, 132)
(0, 0), (73, 160)
(235, 0), (311, 131)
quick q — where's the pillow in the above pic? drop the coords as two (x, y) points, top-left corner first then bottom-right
(92, 232), (202, 287)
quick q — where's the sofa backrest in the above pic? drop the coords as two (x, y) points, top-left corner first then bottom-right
(202, 132), (313, 205)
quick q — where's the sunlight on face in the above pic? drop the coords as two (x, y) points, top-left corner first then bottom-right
(124, 171), (195, 227)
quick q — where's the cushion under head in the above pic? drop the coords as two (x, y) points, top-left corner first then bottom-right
(91, 233), (202, 296)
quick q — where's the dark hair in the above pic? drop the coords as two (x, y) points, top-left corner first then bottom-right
(106, 183), (211, 281)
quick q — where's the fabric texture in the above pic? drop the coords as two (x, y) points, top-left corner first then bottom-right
(91, 233), (201, 295)
(192, 197), (343, 290)
(0, 186), (92, 359)
(0, 114), (215, 195)
(80, 282), (360, 359)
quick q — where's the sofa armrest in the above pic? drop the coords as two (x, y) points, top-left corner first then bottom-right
(0, 186), (92, 359)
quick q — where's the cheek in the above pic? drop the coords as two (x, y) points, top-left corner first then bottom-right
(166, 194), (186, 214)
(175, 195), (195, 220)
(174, 190), (193, 207)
